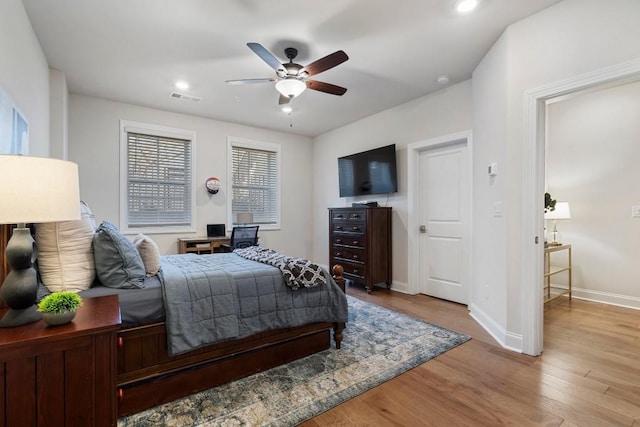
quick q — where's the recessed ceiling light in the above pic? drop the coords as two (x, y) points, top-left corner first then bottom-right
(455, 0), (479, 13)
(281, 106), (293, 114)
(175, 81), (189, 90)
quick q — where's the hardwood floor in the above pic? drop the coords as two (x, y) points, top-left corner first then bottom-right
(302, 286), (640, 426)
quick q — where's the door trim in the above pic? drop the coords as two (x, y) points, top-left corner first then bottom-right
(407, 130), (473, 297)
(522, 58), (640, 356)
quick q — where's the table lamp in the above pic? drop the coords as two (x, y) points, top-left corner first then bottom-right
(544, 201), (571, 246)
(236, 212), (253, 225)
(0, 155), (80, 327)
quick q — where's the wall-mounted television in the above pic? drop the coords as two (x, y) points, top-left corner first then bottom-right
(338, 144), (398, 197)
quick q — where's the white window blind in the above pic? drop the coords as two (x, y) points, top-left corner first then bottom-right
(231, 144), (278, 225)
(126, 132), (192, 228)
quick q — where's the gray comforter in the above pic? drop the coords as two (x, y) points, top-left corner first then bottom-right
(160, 253), (348, 356)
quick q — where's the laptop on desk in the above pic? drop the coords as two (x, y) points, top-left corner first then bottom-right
(207, 224), (226, 238)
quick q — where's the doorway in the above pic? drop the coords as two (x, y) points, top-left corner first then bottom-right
(521, 58), (640, 356)
(407, 131), (472, 302)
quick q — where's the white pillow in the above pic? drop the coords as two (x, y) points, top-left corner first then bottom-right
(134, 233), (161, 276)
(36, 201), (96, 293)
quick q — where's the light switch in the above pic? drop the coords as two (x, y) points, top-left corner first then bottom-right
(488, 162), (498, 176)
(493, 201), (503, 217)
(632, 206), (640, 218)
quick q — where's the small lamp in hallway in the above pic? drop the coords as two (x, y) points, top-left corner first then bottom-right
(545, 201), (571, 246)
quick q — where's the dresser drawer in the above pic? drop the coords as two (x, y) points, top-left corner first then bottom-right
(340, 261), (365, 280)
(331, 209), (366, 222)
(347, 210), (365, 221)
(332, 221), (365, 234)
(331, 211), (350, 221)
(332, 247), (365, 263)
(332, 234), (365, 248)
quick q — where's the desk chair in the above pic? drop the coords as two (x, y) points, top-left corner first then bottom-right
(220, 226), (259, 252)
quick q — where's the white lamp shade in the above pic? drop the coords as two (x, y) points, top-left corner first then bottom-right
(545, 201), (571, 220)
(236, 212), (253, 224)
(0, 155), (81, 224)
(275, 78), (306, 98)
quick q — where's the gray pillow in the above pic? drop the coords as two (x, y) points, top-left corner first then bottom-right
(93, 221), (146, 289)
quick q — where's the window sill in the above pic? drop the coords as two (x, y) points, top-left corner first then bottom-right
(121, 226), (196, 235)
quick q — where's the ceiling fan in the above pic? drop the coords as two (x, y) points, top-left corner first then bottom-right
(226, 42), (349, 105)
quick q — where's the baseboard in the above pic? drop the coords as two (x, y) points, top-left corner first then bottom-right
(468, 303), (523, 353)
(571, 287), (640, 311)
(388, 280), (409, 294)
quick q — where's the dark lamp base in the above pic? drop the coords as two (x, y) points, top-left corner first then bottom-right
(0, 226), (41, 328)
(0, 305), (41, 327)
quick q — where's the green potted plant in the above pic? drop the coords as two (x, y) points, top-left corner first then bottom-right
(545, 192), (556, 213)
(37, 292), (83, 326)
(544, 192), (557, 245)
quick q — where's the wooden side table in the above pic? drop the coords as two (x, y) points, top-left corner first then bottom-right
(0, 295), (122, 427)
(177, 236), (231, 254)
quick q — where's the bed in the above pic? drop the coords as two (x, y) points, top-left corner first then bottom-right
(0, 221), (347, 417)
(35, 249), (347, 417)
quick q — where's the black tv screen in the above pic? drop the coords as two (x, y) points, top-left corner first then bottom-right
(338, 144), (398, 197)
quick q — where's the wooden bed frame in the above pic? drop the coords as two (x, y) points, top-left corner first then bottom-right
(116, 266), (345, 416)
(0, 225), (346, 418)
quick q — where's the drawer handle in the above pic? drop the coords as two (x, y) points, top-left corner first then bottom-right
(353, 240), (359, 245)
(353, 255), (358, 260)
(336, 252), (343, 257)
(352, 226), (360, 231)
(336, 239), (342, 244)
(118, 337), (124, 348)
(352, 214), (360, 218)
(353, 269), (359, 274)
(336, 215), (344, 219)
(118, 388), (124, 401)
(336, 226), (343, 230)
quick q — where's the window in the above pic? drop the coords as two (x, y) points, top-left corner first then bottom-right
(120, 121), (196, 233)
(227, 137), (281, 230)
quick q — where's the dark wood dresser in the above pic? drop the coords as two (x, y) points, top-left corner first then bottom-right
(329, 207), (392, 293)
(0, 295), (121, 427)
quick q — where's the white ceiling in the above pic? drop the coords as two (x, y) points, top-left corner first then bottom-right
(22, 0), (561, 137)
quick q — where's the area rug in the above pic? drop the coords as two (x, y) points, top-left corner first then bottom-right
(118, 295), (470, 427)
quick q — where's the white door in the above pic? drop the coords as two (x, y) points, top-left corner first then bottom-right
(418, 141), (469, 304)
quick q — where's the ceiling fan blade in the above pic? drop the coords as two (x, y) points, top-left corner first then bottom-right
(303, 50), (349, 76)
(278, 94), (292, 105)
(306, 80), (348, 96)
(225, 78), (276, 85)
(247, 42), (284, 72)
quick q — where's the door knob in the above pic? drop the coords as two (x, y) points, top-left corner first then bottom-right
(419, 225), (427, 234)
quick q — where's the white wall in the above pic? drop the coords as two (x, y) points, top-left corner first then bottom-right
(470, 34), (509, 335)
(472, 0), (640, 349)
(0, 0), (50, 156)
(68, 94), (314, 257)
(312, 80), (472, 291)
(547, 80), (640, 308)
(49, 68), (69, 159)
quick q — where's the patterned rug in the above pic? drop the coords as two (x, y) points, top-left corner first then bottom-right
(118, 295), (470, 427)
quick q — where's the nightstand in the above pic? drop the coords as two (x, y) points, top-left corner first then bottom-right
(0, 295), (121, 426)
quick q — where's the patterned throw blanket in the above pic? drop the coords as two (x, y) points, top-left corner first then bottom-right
(233, 247), (327, 290)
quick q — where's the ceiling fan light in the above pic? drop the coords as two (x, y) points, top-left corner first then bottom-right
(275, 78), (306, 98)
(455, 0), (479, 13)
